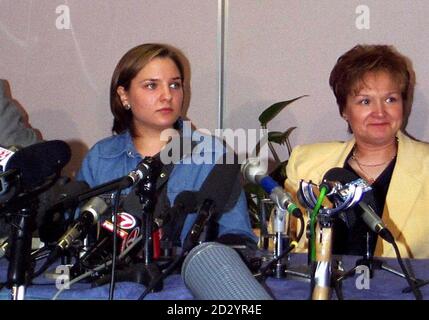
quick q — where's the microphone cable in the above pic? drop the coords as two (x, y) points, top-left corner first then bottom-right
(137, 250), (185, 300)
(309, 185), (328, 262)
(296, 213), (305, 243)
(389, 239), (422, 300)
(108, 188), (122, 300)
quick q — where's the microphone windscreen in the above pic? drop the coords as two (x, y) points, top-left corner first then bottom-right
(6, 140), (71, 189)
(197, 163), (242, 214)
(181, 242), (272, 300)
(322, 167), (374, 202)
(322, 167), (358, 184)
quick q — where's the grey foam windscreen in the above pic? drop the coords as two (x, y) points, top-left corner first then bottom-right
(181, 242), (273, 300)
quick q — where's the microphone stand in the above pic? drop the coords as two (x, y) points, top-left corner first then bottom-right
(258, 198), (271, 250)
(2, 176), (57, 300)
(335, 232), (423, 292)
(311, 215), (335, 300)
(93, 158), (163, 291)
(134, 158), (163, 292)
(6, 205), (35, 300)
(263, 199), (309, 281)
(271, 205), (288, 278)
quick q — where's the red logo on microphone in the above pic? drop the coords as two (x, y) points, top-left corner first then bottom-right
(115, 212), (136, 230)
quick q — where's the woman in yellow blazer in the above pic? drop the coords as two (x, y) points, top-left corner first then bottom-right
(285, 44), (429, 259)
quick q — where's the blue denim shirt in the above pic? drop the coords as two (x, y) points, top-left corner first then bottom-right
(76, 130), (257, 245)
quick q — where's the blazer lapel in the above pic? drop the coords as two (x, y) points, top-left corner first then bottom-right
(378, 133), (423, 255)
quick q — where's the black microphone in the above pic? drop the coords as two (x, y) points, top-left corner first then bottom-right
(162, 161), (247, 249)
(182, 199), (215, 252)
(160, 191), (198, 243)
(161, 191), (198, 226)
(46, 158), (152, 214)
(160, 157), (258, 257)
(5, 140), (71, 190)
(322, 167), (394, 243)
(182, 242), (273, 300)
(241, 158), (302, 217)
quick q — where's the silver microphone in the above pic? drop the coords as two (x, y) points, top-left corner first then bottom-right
(56, 196), (109, 250)
(241, 158), (301, 217)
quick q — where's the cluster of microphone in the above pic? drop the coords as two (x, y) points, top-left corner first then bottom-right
(319, 167), (394, 243)
(242, 157), (394, 244)
(0, 141), (398, 300)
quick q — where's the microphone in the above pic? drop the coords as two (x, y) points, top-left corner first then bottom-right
(56, 196), (109, 251)
(46, 158), (152, 214)
(182, 242), (273, 300)
(120, 160), (151, 189)
(5, 140), (71, 190)
(322, 167), (394, 243)
(182, 199), (215, 252)
(161, 191), (198, 239)
(100, 211), (142, 255)
(241, 157), (302, 217)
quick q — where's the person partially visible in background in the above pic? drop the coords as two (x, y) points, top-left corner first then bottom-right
(0, 79), (41, 241)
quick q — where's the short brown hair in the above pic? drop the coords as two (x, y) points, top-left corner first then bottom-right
(329, 45), (412, 131)
(110, 43), (185, 136)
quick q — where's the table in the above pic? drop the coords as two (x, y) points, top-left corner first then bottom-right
(0, 253), (427, 300)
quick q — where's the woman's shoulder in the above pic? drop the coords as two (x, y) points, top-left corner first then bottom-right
(291, 140), (349, 158)
(400, 132), (429, 157)
(77, 133), (131, 185)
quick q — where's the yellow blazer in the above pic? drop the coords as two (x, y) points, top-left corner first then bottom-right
(285, 131), (429, 259)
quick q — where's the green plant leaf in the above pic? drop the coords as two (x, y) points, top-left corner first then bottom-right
(268, 128), (297, 145)
(254, 127), (297, 156)
(258, 95), (308, 127)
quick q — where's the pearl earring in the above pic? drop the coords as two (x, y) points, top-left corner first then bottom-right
(124, 103), (131, 110)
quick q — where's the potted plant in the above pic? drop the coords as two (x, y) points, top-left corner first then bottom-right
(244, 95), (308, 235)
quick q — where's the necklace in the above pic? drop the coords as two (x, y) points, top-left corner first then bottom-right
(350, 150), (396, 167)
(349, 147), (397, 184)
